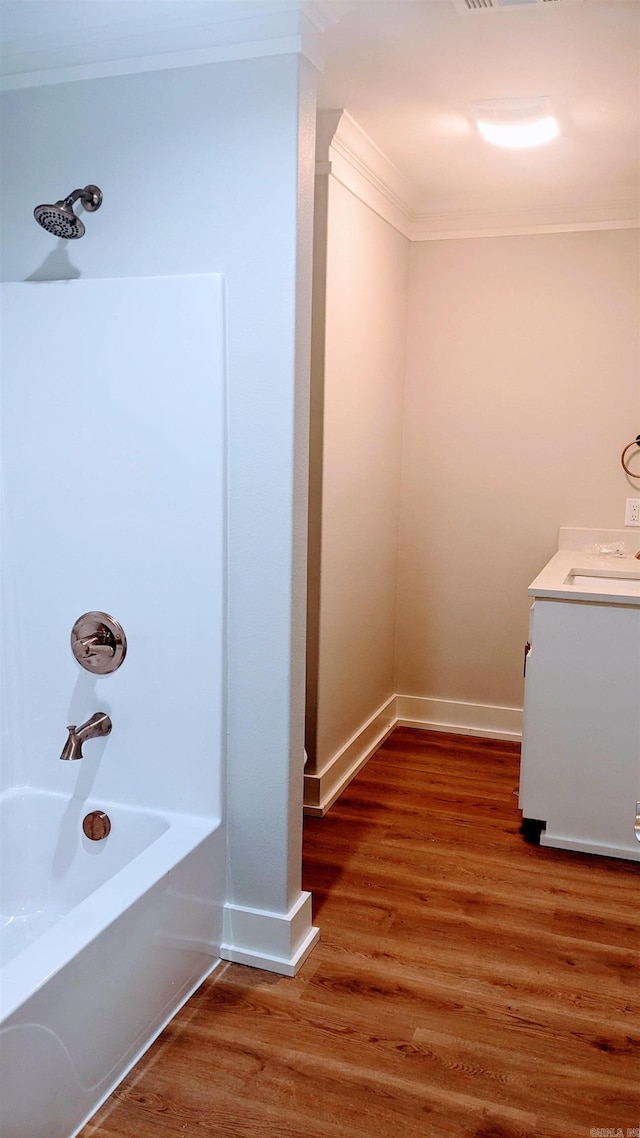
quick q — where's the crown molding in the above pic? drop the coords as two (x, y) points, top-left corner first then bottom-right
(316, 110), (416, 238)
(316, 111), (640, 241)
(0, 1), (327, 90)
(411, 200), (640, 241)
(302, 1), (354, 35)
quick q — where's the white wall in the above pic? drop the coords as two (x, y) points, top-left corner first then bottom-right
(305, 162), (409, 809)
(397, 229), (640, 713)
(307, 177), (638, 781)
(0, 52), (318, 964)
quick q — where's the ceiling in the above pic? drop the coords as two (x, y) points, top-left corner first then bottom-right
(1, 0), (638, 230)
(317, 0), (640, 226)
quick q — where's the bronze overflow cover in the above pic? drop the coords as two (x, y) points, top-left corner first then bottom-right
(83, 811), (111, 841)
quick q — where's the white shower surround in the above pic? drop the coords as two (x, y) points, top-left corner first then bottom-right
(0, 276), (226, 812)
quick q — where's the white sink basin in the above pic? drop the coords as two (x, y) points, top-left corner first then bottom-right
(566, 567), (640, 583)
(565, 568), (640, 596)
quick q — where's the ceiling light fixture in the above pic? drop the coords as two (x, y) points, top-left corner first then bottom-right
(472, 97), (560, 148)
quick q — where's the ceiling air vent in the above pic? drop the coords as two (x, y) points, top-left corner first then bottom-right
(450, 0), (582, 12)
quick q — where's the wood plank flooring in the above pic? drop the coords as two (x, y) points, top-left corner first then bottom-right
(82, 728), (639, 1138)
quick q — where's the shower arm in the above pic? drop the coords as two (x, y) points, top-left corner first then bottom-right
(61, 186), (102, 211)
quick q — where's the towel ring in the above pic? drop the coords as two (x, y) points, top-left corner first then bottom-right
(621, 435), (640, 480)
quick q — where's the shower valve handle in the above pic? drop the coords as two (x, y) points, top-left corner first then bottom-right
(70, 612), (127, 675)
(72, 628), (116, 663)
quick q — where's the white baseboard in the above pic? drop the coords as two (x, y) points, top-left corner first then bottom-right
(541, 832), (640, 861)
(220, 890), (319, 977)
(303, 695), (397, 817)
(304, 694), (522, 816)
(395, 694), (522, 742)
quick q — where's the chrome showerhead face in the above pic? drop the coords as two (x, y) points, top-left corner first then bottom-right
(34, 201), (86, 239)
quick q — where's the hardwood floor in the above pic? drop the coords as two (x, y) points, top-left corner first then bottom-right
(82, 728), (639, 1138)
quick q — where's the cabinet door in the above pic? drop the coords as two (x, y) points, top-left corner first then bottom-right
(520, 599), (640, 860)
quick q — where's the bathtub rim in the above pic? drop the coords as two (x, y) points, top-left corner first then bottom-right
(0, 785), (220, 1025)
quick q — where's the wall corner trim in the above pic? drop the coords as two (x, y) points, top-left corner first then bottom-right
(221, 892), (319, 976)
(304, 694), (523, 815)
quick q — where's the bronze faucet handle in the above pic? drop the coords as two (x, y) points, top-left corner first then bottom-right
(72, 628), (116, 663)
(71, 612), (126, 675)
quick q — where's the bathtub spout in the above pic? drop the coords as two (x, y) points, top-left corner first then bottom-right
(60, 712), (112, 760)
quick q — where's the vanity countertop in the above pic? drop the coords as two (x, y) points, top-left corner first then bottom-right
(528, 527), (640, 606)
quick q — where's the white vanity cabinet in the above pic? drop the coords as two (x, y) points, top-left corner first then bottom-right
(519, 530), (640, 862)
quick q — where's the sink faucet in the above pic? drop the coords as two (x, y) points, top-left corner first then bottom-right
(60, 712), (112, 760)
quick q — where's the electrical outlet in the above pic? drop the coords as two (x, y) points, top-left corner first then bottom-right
(624, 498), (640, 526)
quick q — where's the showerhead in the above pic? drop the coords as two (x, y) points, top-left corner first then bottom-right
(33, 184), (102, 239)
(34, 202), (86, 239)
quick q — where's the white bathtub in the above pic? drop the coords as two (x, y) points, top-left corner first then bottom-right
(0, 787), (223, 1138)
